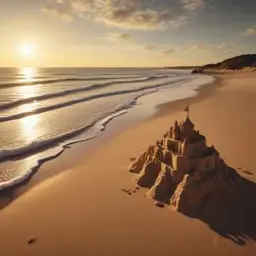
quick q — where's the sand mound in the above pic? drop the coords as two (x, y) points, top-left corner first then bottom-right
(129, 151), (148, 174)
(148, 166), (174, 203)
(135, 156), (162, 188)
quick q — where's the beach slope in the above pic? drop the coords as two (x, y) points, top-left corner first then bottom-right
(0, 73), (255, 256)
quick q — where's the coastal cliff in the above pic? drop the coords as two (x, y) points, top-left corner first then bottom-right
(191, 54), (256, 73)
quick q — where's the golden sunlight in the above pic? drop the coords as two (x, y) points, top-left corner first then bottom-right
(19, 67), (37, 82)
(21, 106), (40, 143)
(19, 43), (36, 59)
(18, 98), (40, 142)
(18, 68), (37, 99)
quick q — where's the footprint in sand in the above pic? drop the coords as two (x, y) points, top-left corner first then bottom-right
(243, 170), (253, 175)
(122, 188), (140, 195)
(28, 238), (38, 245)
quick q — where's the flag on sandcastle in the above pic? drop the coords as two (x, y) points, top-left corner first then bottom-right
(184, 105), (189, 112)
(184, 105), (190, 116)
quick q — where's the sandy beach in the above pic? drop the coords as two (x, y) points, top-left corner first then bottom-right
(0, 72), (255, 256)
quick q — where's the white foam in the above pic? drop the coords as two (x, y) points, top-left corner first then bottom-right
(0, 146), (64, 192)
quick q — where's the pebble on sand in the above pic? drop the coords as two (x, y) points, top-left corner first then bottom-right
(155, 202), (165, 208)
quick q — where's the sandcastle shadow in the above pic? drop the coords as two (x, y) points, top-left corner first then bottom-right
(129, 113), (256, 245)
(184, 166), (256, 245)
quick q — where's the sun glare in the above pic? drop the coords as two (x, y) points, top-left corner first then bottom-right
(21, 67), (36, 78)
(19, 43), (36, 58)
(20, 103), (40, 143)
(19, 67), (37, 83)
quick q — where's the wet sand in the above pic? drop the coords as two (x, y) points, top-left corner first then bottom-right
(0, 72), (255, 255)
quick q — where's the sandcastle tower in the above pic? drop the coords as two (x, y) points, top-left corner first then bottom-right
(173, 121), (180, 140)
(181, 137), (190, 156)
(180, 116), (194, 141)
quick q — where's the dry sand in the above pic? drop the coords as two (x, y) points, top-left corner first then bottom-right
(0, 72), (255, 256)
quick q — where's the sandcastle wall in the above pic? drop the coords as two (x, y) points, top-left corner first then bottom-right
(190, 153), (218, 173)
(172, 154), (191, 174)
(172, 151), (218, 175)
(165, 139), (179, 153)
(184, 140), (207, 158)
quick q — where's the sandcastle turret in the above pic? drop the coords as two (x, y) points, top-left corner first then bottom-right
(211, 145), (218, 154)
(155, 147), (163, 161)
(181, 137), (190, 156)
(173, 121), (180, 140)
(169, 127), (174, 138)
(181, 116), (194, 135)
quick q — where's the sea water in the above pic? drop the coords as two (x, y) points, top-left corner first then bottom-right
(0, 67), (214, 190)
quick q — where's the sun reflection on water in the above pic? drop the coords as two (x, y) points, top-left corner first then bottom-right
(18, 67), (38, 98)
(17, 68), (40, 143)
(20, 103), (40, 143)
(19, 67), (37, 82)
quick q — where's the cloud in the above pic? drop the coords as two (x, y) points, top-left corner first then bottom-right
(97, 5), (179, 30)
(181, 0), (205, 11)
(117, 33), (133, 41)
(188, 44), (225, 50)
(169, 15), (188, 28)
(42, 5), (73, 22)
(144, 44), (175, 55)
(144, 45), (159, 51)
(42, 0), (205, 30)
(245, 27), (256, 36)
(105, 33), (134, 42)
(71, 0), (94, 13)
(188, 43), (228, 51)
(162, 48), (175, 54)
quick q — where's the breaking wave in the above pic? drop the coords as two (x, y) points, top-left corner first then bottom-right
(0, 87), (162, 191)
(0, 74), (173, 89)
(0, 88), (157, 162)
(0, 74), (173, 110)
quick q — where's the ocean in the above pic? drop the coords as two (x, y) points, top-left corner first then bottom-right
(0, 67), (214, 191)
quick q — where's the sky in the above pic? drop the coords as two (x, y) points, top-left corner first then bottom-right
(0, 0), (255, 67)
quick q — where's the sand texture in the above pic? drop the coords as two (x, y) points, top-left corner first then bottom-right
(0, 73), (255, 255)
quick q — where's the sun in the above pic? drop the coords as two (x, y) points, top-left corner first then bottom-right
(19, 43), (36, 58)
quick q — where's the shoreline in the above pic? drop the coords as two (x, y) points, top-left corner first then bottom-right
(0, 72), (255, 255)
(155, 74), (223, 117)
(0, 73), (218, 206)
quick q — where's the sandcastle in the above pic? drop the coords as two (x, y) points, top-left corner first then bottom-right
(129, 111), (228, 213)
(129, 110), (256, 242)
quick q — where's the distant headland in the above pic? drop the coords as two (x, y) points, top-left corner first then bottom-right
(166, 54), (256, 73)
